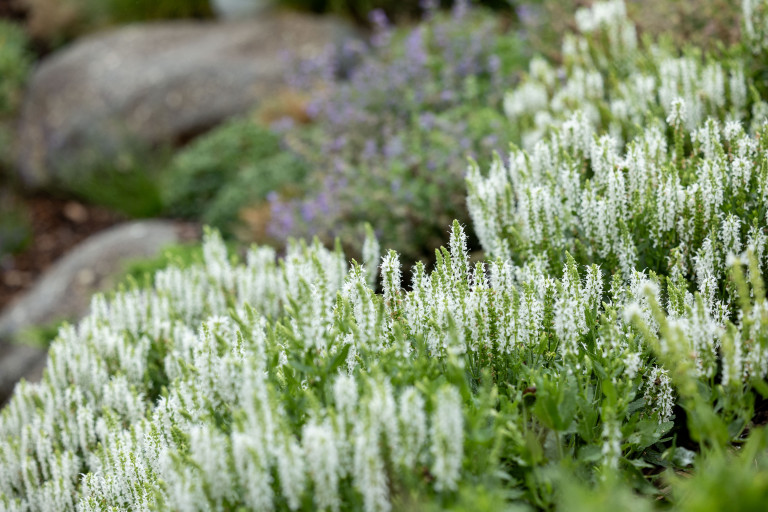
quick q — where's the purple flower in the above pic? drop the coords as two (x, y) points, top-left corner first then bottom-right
(369, 9), (392, 48)
(488, 55), (501, 74)
(420, 0), (438, 16)
(419, 112), (437, 131)
(452, 0), (469, 21)
(270, 117), (295, 133)
(368, 8), (389, 30)
(516, 4), (539, 26)
(363, 139), (378, 160)
(405, 27), (428, 70)
(383, 137), (404, 159)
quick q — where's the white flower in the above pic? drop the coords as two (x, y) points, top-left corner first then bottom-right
(430, 387), (464, 492)
(644, 367), (674, 423)
(275, 435), (306, 511)
(303, 418), (341, 512)
(397, 387), (428, 469)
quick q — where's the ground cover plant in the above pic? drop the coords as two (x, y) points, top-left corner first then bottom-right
(162, 117), (309, 234)
(4, 1), (768, 511)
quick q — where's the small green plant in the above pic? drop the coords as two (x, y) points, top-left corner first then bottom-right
(14, 319), (67, 349)
(0, 197), (31, 258)
(58, 145), (168, 219)
(162, 117), (309, 233)
(117, 243), (206, 287)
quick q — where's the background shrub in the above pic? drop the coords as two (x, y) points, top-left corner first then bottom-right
(163, 117), (309, 233)
(268, 5), (525, 264)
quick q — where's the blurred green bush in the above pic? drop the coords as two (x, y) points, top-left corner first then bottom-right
(89, 0), (213, 23)
(0, 196), (31, 259)
(0, 21), (31, 117)
(0, 20), (32, 172)
(162, 117), (309, 233)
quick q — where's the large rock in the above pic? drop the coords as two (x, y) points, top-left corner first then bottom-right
(16, 12), (357, 187)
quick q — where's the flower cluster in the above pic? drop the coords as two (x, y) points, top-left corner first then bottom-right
(469, 0), (768, 303)
(3, 212), (768, 509)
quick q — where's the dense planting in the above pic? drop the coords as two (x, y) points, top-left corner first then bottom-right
(4, 1), (768, 511)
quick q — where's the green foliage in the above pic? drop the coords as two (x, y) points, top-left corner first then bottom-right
(80, 0), (213, 23)
(0, 197), (31, 257)
(163, 117), (309, 232)
(117, 243), (206, 287)
(59, 148), (167, 218)
(0, 21), (32, 171)
(277, 0), (515, 23)
(668, 427), (768, 512)
(0, 21), (31, 117)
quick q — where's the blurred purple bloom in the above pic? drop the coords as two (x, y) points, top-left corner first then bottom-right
(270, 116), (295, 133)
(368, 8), (389, 29)
(516, 4), (539, 26)
(405, 27), (428, 70)
(369, 9), (392, 48)
(271, 2), (517, 258)
(306, 100), (322, 119)
(452, 0), (469, 20)
(383, 137), (405, 159)
(330, 135), (348, 152)
(488, 54), (501, 74)
(419, 112), (436, 131)
(363, 139), (378, 160)
(420, 0), (438, 16)
(268, 194), (295, 238)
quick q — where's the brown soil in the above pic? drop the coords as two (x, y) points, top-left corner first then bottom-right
(0, 195), (125, 311)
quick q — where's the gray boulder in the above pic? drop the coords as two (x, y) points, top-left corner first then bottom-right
(16, 12), (357, 187)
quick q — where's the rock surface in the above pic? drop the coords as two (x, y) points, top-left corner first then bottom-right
(16, 11), (357, 187)
(0, 220), (198, 403)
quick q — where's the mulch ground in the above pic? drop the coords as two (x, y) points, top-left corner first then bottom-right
(0, 195), (125, 311)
